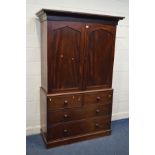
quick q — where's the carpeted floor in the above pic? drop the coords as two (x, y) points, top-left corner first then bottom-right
(26, 119), (129, 155)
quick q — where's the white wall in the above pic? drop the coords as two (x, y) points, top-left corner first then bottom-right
(26, 0), (129, 135)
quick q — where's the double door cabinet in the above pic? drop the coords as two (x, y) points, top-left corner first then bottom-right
(36, 9), (124, 148)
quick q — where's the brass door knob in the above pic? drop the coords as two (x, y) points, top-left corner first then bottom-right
(60, 54), (64, 58)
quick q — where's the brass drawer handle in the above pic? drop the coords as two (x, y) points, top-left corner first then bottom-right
(96, 96), (101, 101)
(96, 109), (100, 114)
(64, 100), (68, 106)
(63, 114), (68, 118)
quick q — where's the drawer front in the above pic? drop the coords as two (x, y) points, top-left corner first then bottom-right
(47, 94), (82, 109)
(47, 104), (112, 124)
(47, 116), (111, 140)
(84, 90), (113, 105)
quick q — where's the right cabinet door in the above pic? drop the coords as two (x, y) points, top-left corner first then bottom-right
(85, 24), (116, 90)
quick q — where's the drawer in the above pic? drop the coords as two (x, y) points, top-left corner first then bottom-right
(47, 116), (111, 140)
(47, 103), (112, 124)
(84, 90), (113, 105)
(47, 94), (82, 109)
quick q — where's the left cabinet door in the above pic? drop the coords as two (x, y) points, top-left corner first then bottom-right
(47, 21), (84, 93)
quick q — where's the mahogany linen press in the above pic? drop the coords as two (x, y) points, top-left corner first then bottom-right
(36, 9), (124, 148)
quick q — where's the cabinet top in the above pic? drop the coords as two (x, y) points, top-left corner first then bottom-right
(36, 9), (124, 25)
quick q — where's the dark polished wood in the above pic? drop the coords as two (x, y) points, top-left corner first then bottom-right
(84, 90), (113, 105)
(48, 21), (85, 93)
(47, 103), (112, 124)
(40, 88), (47, 136)
(36, 9), (124, 25)
(41, 129), (111, 148)
(47, 93), (83, 109)
(37, 9), (124, 148)
(47, 115), (111, 140)
(85, 24), (116, 89)
(41, 21), (48, 91)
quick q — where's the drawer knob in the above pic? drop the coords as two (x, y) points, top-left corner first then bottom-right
(96, 96), (101, 101)
(95, 123), (100, 128)
(64, 100), (68, 106)
(64, 114), (68, 118)
(78, 97), (81, 101)
(108, 94), (112, 98)
(63, 129), (69, 135)
(96, 109), (100, 113)
(49, 98), (52, 102)
(64, 129), (68, 133)
(86, 25), (89, 28)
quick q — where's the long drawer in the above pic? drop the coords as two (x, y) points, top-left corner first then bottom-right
(47, 116), (111, 140)
(47, 103), (112, 124)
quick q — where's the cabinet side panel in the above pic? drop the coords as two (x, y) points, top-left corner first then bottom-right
(41, 21), (47, 91)
(40, 88), (47, 136)
(107, 27), (116, 88)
